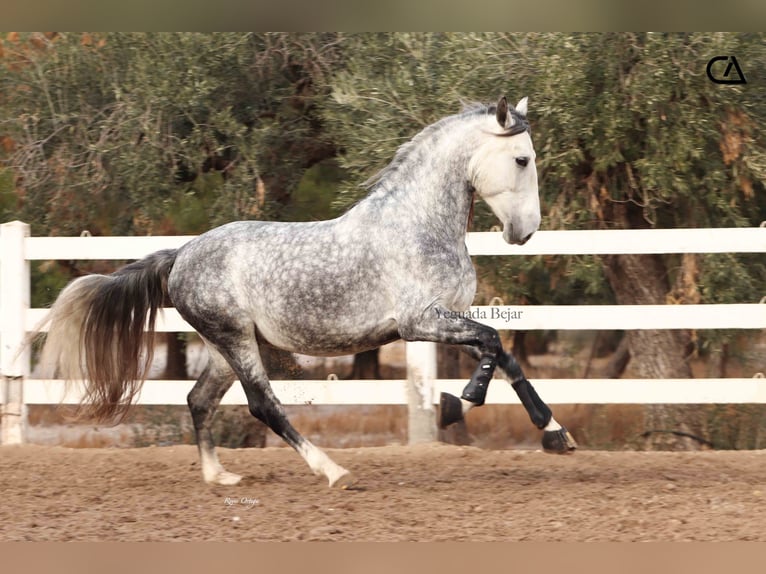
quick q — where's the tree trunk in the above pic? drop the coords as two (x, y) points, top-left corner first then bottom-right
(163, 333), (188, 380)
(601, 202), (701, 449)
(346, 348), (382, 379)
(707, 342), (729, 378)
(437, 344), (462, 379)
(603, 334), (631, 378)
(602, 202), (706, 450)
(259, 139), (337, 209)
(603, 251), (693, 379)
(512, 331), (531, 369)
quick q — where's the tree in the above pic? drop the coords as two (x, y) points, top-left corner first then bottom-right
(0, 32), (347, 236)
(526, 33), (766, 447)
(2, 33), (249, 236)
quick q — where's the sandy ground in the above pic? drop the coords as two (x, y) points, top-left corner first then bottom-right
(1, 443), (765, 542)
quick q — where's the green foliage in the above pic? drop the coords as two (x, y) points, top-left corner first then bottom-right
(165, 173), (227, 234)
(0, 33), (245, 235)
(322, 33), (525, 210)
(700, 253), (766, 305)
(0, 32), (342, 237)
(0, 168), (15, 221)
(527, 33), (766, 232)
(30, 261), (70, 308)
(281, 160), (346, 222)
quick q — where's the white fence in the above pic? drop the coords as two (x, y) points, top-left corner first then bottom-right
(1, 221), (765, 445)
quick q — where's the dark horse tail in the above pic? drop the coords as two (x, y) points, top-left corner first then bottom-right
(38, 249), (177, 422)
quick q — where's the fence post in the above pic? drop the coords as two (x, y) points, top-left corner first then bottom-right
(1, 221), (30, 445)
(405, 340), (438, 443)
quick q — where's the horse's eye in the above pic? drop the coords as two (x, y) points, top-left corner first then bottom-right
(515, 156), (529, 167)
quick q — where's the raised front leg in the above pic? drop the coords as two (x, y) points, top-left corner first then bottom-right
(399, 305), (576, 454)
(399, 303), (504, 401)
(399, 304), (503, 413)
(440, 344), (576, 454)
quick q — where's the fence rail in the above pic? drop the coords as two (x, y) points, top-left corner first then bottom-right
(21, 303), (766, 332)
(15, 377), (766, 407)
(2, 221), (765, 445)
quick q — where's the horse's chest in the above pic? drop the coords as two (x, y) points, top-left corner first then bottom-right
(450, 259), (477, 311)
(420, 244), (476, 311)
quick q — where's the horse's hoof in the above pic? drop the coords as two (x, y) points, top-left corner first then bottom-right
(542, 428), (578, 454)
(439, 392), (464, 429)
(330, 471), (357, 490)
(207, 471), (243, 486)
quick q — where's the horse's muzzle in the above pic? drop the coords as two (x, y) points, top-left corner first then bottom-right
(503, 224), (535, 245)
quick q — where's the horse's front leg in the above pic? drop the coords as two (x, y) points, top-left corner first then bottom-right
(400, 303), (502, 399)
(399, 305), (576, 454)
(453, 345), (577, 454)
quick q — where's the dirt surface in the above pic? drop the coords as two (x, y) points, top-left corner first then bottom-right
(1, 443), (765, 541)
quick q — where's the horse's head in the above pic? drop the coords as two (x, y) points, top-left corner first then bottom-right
(468, 96), (540, 245)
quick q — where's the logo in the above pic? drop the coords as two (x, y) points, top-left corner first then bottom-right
(706, 56), (747, 85)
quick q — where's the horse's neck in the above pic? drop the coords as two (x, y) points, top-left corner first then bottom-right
(351, 131), (476, 245)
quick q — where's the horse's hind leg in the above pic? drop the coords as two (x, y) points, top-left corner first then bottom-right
(187, 343), (242, 485)
(223, 339), (354, 489)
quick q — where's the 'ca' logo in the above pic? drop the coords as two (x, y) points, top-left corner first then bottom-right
(706, 56), (747, 85)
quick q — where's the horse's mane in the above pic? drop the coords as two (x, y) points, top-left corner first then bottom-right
(363, 102), (528, 190)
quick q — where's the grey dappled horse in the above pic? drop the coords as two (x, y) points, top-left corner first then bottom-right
(39, 96), (576, 488)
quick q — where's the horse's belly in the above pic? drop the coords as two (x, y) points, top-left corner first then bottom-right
(259, 322), (399, 357)
(256, 311), (399, 357)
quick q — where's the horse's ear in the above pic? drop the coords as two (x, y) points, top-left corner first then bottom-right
(495, 96), (508, 127)
(515, 96), (528, 117)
